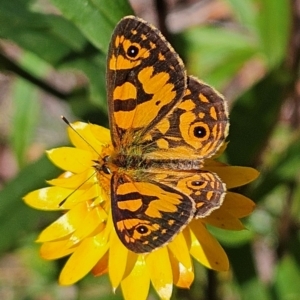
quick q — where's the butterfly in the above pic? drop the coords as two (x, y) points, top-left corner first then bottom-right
(97, 15), (229, 253)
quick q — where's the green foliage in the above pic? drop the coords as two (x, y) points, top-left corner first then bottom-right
(0, 0), (299, 299)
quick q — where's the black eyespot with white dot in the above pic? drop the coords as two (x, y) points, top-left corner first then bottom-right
(127, 45), (139, 58)
(193, 126), (207, 138)
(191, 180), (204, 186)
(136, 225), (149, 234)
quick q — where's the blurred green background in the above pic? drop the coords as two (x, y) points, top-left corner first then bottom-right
(0, 0), (299, 299)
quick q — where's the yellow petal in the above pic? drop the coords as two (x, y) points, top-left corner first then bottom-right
(23, 185), (98, 210)
(222, 192), (255, 218)
(59, 231), (109, 285)
(103, 210), (114, 241)
(24, 187), (70, 210)
(60, 183), (103, 209)
(168, 232), (192, 270)
(37, 202), (91, 242)
(189, 220), (229, 271)
(92, 251), (109, 276)
(204, 159), (227, 167)
(121, 255), (150, 300)
(68, 122), (92, 150)
(203, 209), (245, 230)
(40, 240), (76, 260)
(146, 247), (173, 300)
(94, 181), (110, 205)
(205, 166), (259, 188)
(67, 206), (107, 244)
(68, 122), (110, 151)
(89, 123), (111, 144)
(47, 147), (94, 173)
(168, 251), (194, 288)
(47, 169), (96, 189)
(109, 229), (134, 289)
(69, 183), (103, 205)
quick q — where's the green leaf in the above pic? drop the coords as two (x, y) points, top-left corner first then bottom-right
(225, 0), (258, 35)
(274, 255), (300, 299)
(0, 0), (85, 63)
(227, 71), (285, 166)
(47, 14), (87, 52)
(91, 0), (134, 24)
(17, 50), (52, 79)
(0, 0), (46, 32)
(11, 78), (40, 167)
(178, 26), (257, 88)
(50, 0), (133, 52)
(252, 137), (300, 201)
(240, 278), (272, 300)
(63, 53), (107, 111)
(256, 0), (291, 68)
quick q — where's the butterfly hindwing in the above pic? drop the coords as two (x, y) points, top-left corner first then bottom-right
(150, 170), (226, 218)
(111, 173), (195, 253)
(144, 76), (229, 162)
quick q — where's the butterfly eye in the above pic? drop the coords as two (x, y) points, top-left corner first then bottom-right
(126, 44), (140, 59)
(102, 165), (111, 175)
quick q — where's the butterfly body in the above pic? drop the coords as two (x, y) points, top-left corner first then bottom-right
(99, 16), (229, 253)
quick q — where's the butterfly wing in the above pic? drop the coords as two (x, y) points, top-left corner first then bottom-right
(150, 169), (226, 218)
(111, 173), (195, 253)
(107, 16), (186, 149)
(144, 76), (229, 162)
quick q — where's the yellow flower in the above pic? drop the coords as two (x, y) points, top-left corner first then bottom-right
(24, 121), (258, 300)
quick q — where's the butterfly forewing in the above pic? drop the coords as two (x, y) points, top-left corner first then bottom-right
(107, 16), (187, 149)
(111, 173), (195, 253)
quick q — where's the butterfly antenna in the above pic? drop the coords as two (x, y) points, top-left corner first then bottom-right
(59, 171), (97, 206)
(61, 116), (100, 156)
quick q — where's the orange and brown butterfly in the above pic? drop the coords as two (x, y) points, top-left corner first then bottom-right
(96, 15), (229, 253)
